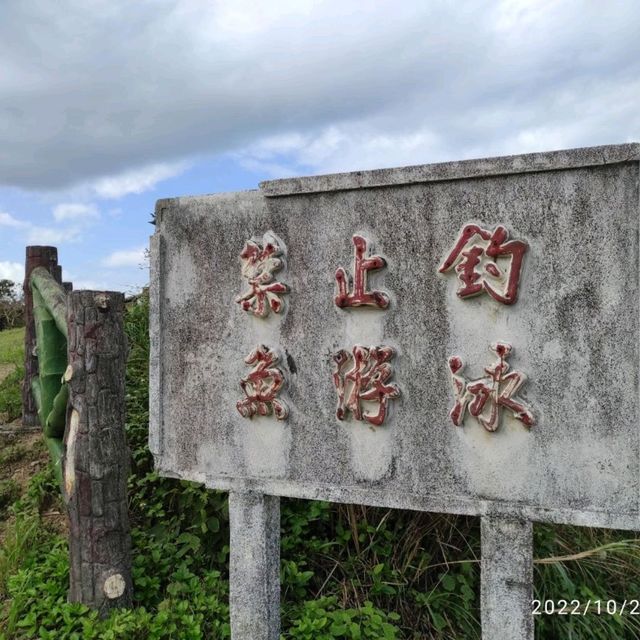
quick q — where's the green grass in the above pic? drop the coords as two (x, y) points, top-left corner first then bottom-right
(0, 328), (24, 367)
(0, 368), (23, 423)
(0, 327), (24, 422)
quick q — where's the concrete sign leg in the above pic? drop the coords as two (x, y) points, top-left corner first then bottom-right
(229, 491), (281, 640)
(481, 516), (533, 640)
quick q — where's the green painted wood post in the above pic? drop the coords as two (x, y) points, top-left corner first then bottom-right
(29, 267), (70, 488)
(23, 246), (59, 426)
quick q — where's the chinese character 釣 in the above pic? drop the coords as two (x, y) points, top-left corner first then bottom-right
(439, 224), (528, 305)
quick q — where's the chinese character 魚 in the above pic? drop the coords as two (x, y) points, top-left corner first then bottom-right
(237, 345), (289, 420)
(439, 224), (528, 305)
(335, 235), (390, 309)
(447, 342), (534, 432)
(332, 345), (400, 426)
(236, 232), (289, 317)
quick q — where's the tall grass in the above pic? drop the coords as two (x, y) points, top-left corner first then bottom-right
(0, 327), (24, 422)
(0, 328), (24, 367)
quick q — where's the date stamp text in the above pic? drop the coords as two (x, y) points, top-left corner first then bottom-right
(532, 599), (640, 616)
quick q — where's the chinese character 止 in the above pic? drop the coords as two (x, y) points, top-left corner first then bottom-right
(447, 342), (534, 432)
(335, 235), (390, 309)
(439, 224), (528, 305)
(332, 345), (400, 426)
(236, 232), (289, 317)
(237, 345), (289, 420)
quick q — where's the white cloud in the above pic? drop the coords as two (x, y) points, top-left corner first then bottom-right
(0, 261), (23, 285)
(92, 162), (187, 199)
(0, 198), (98, 249)
(0, 212), (27, 228)
(53, 202), (99, 222)
(0, 204), (96, 247)
(26, 226), (81, 245)
(102, 246), (148, 268)
(236, 126), (443, 176)
(72, 279), (109, 290)
(236, 65), (640, 176)
(0, 0), (637, 191)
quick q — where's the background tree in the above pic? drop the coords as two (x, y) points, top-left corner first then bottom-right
(0, 279), (24, 330)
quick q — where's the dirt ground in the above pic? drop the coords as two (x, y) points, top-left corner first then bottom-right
(0, 365), (67, 541)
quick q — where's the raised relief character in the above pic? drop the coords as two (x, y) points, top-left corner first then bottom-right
(236, 232), (289, 317)
(447, 342), (534, 432)
(439, 224), (528, 305)
(335, 235), (390, 309)
(237, 345), (289, 420)
(332, 345), (400, 427)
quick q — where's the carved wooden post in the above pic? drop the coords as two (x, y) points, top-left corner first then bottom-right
(481, 516), (534, 640)
(64, 290), (133, 613)
(229, 491), (281, 639)
(23, 246), (59, 426)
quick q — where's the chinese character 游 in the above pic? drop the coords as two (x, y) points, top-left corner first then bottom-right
(332, 345), (400, 426)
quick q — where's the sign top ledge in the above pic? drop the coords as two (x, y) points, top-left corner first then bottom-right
(153, 142), (639, 213)
(257, 142), (640, 197)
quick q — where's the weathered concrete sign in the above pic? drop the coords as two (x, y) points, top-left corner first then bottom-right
(150, 143), (640, 639)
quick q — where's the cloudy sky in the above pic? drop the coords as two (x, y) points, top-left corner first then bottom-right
(1, 0), (639, 292)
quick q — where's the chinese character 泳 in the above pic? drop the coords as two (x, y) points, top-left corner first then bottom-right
(335, 235), (390, 309)
(237, 345), (289, 420)
(236, 232), (289, 317)
(439, 224), (528, 305)
(332, 345), (400, 426)
(447, 342), (534, 432)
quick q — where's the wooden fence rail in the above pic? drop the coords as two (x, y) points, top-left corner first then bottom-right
(22, 246), (133, 614)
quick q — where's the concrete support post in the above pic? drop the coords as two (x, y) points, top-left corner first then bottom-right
(481, 516), (534, 640)
(229, 491), (280, 640)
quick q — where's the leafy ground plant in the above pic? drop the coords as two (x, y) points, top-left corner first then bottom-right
(1, 296), (640, 639)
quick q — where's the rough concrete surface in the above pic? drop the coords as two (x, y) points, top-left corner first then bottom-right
(229, 491), (280, 640)
(150, 143), (640, 530)
(481, 516), (533, 639)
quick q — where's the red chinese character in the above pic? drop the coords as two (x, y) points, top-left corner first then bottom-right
(236, 232), (289, 317)
(439, 224), (528, 305)
(332, 345), (400, 426)
(335, 235), (390, 309)
(237, 345), (289, 420)
(448, 342), (534, 432)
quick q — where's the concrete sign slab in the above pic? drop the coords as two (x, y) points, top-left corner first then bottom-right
(150, 143), (640, 531)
